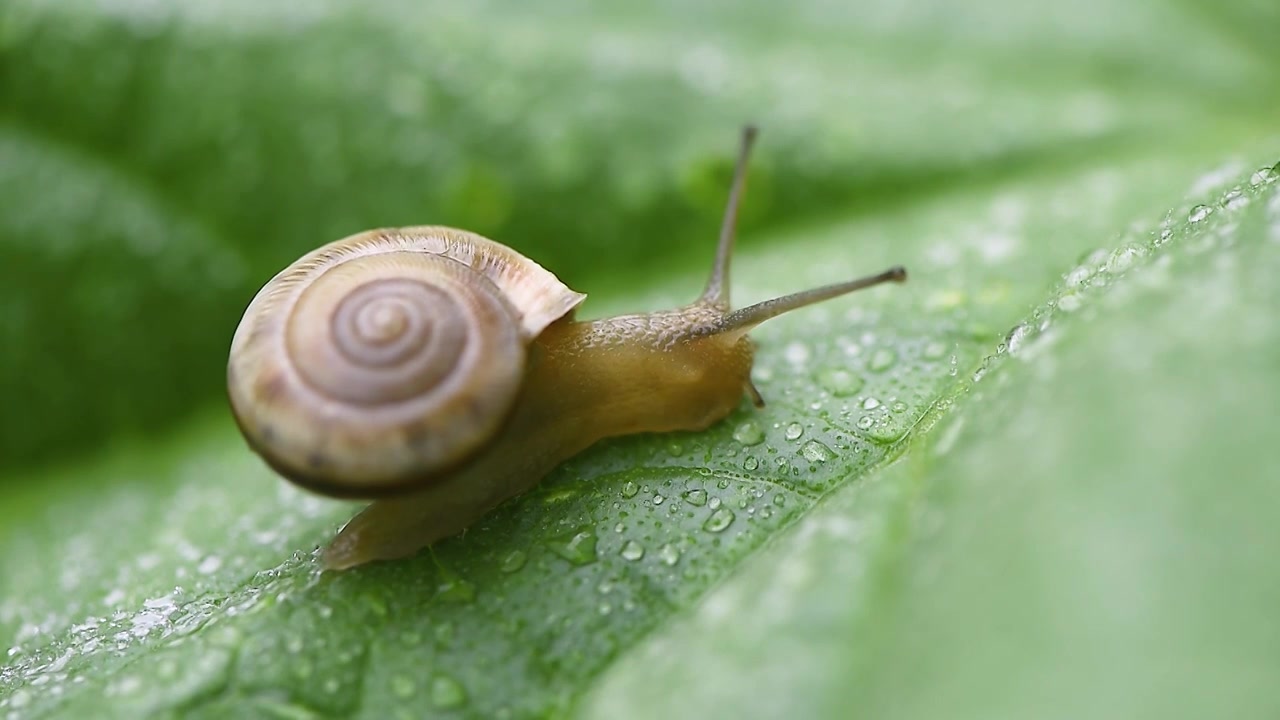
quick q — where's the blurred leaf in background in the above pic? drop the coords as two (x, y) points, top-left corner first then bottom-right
(1, 0), (1278, 718)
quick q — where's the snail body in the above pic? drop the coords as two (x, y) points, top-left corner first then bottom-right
(227, 127), (906, 569)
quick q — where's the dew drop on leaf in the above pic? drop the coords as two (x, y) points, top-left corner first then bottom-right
(1105, 244), (1144, 274)
(547, 529), (599, 566)
(658, 543), (681, 566)
(702, 507), (736, 533)
(743, 456), (759, 471)
(391, 674), (416, 698)
(799, 440), (835, 463)
(1005, 322), (1032, 355)
(430, 673), (468, 709)
(867, 417), (909, 444)
(1057, 292), (1083, 313)
(1188, 204), (1213, 223)
(1220, 188), (1248, 210)
(499, 549), (527, 574)
(196, 555), (222, 575)
(620, 481), (639, 498)
(732, 420), (765, 446)
(867, 348), (897, 372)
(436, 571), (476, 604)
(684, 488), (708, 506)
(620, 540), (645, 561)
(784, 422), (804, 441)
(1250, 166), (1276, 186)
(923, 340), (949, 360)
(816, 368), (865, 396)
(1064, 265), (1093, 287)
(434, 622), (455, 647)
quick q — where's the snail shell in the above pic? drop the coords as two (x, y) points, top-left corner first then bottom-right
(227, 126), (908, 570)
(226, 226), (586, 497)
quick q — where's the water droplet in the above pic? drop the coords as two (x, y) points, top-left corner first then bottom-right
(923, 341), (948, 360)
(542, 487), (577, 505)
(392, 674), (416, 698)
(743, 456), (759, 471)
(430, 673), (467, 709)
(861, 396), (881, 410)
(971, 361), (989, 383)
(784, 340), (811, 365)
(856, 416), (874, 430)
(499, 549), (527, 574)
(620, 540), (645, 561)
(1105, 244), (1144, 274)
(867, 348), (897, 372)
(702, 507), (736, 533)
(867, 418), (908, 444)
(652, 494), (665, 506)
(890, 400), (908, 413)
(1250, 166), (1276, 186)
(816, 368), (864, 397)
(1005, 323), (1032, 355)
(1188, 204), (1212, 223)
(732, 420), (765, 446)
(620, 481), (639, 498)
(436, 571), (476, 604)
(1057, 292), (1082, 313)
(773, 494), (786, 507)
(708, 496), (722, 510)
(684, 489), (708, 506)
(799, 440), (835, 463)
(658, 543), (681, 565)
(717, 478), (730, 489)
(783, 422), (804, 441)
(548, 529), (598, 566)
(665, 441), (685, 457)
(1156, 227), (1173, 246)
(362, 592), (389, 618)
(1221, 188), (1248, 210)
(1065, 264), (1093, 287)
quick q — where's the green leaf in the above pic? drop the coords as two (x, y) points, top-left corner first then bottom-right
(583, 170), (1280, 720)
(2, 0), (1278, 718)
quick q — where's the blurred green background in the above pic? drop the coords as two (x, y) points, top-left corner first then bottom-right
(2, 0), (1278, 718)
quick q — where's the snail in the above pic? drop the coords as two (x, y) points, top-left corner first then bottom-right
(227, 126), (906, 570)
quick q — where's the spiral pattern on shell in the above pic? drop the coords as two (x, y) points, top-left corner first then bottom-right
(227, 227), (586, 497)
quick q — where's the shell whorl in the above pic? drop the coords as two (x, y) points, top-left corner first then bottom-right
(227, 226), (587, 497)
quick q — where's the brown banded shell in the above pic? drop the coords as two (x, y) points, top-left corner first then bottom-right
(226, 226), (587, 497)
